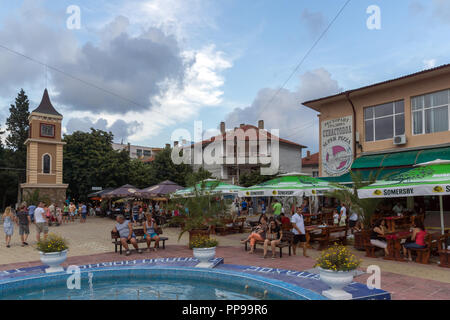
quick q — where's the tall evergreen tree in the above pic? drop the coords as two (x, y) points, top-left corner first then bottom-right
(6, 89), (30, 172)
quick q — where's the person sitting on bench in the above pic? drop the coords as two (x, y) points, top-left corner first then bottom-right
(113, 215), (143, 256)
(370, 219), (388, 256)
(263, 218), (283, 259)
(143, 213), (160, 252)
(241, 215), (268, 254)
(402, 220), (427, 261)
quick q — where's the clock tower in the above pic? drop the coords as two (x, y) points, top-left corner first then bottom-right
(21, 89), (68, 204)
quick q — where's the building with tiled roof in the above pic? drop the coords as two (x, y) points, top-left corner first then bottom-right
(301, 151), (319, 177)
(183, 120), (306, 184)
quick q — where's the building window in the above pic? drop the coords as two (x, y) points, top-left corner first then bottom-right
(364, 100), (405, 142)
(412, 89), (449, 135)
(40, 123), (55, 138)
(136, 149), (143, 157)
(43, 154), (51, 174)
(143, 150), (151, 157)
(312, 171), (319, 177)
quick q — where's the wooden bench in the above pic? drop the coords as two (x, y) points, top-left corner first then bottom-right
(409, 233), (433, 264)
(111, 228), (168, 254)
(361, 230), (383, 257)
(241, 230), (294, 258)
(438, 231), (450, 268)
(314, 226), (348, 250)
(216, 217), (246, 235)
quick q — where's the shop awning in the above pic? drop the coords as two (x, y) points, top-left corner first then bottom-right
(321, 167), (412, 185)
(322, 145), (450, 185)
(416, 146), (450, 163)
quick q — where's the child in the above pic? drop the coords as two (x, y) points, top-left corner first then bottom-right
(333, 209), (339, 226)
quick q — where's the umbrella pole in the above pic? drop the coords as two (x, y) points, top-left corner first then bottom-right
(439, 195), (445, 235)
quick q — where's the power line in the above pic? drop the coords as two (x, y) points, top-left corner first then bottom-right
(0, 43), (194, 128)
(254, 0), (352, 121)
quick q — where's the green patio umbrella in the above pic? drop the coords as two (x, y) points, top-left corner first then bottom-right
(238, 172), (335, 197)
(172, 179), (245, 198)
(358, 159), (450, 234)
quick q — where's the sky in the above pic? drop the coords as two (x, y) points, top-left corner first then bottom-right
(1, 0), (450, 155)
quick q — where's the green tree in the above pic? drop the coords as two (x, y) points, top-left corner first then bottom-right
(150, 146), (193, 187)
(0, 127), (19, 210)
(63, 129), (131, 201)
(239, 170), (276, 187)
(128, 159), (154, 189)
(185, 167), (213, 187)
(5, 89), (30, 172)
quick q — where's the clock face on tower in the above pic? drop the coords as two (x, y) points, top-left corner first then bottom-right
(40, 123), (55, 138)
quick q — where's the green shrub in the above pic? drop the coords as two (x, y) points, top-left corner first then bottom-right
(190, 235), (218, 249)
(36, 233), (68, 253)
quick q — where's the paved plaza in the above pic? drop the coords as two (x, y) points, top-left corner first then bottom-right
(0, 216), (449, 300)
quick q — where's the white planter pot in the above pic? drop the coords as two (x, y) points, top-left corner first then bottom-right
(193, 247), (216, 264)
(39, 250), (68, 273)
(318, 267), (355, 300)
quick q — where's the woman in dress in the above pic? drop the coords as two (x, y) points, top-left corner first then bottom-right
(2, 207), (15, 248)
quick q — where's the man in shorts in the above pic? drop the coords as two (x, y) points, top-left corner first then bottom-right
(112, 215), (143, 256)
(291, 206), (308, 257)
(34, 201), (49, 242)
(16, 203), (31, 246)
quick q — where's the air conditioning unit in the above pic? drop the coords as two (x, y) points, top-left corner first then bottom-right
(393, 135), (406, 145)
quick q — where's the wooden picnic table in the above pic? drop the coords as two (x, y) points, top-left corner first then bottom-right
(382, 229), (412, 262)
(384, 216), (412, 232)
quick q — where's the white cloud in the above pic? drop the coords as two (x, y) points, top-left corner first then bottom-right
(224, 68), (342, 152)
(64, 44), (232, 143)
(0, 0), (232, 143)
(423, 59), (437, 69)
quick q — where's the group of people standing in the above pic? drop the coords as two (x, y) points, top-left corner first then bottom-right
(1, 200), (94, 248)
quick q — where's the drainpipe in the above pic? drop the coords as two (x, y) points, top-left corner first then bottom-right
(345, 91), (357, 159)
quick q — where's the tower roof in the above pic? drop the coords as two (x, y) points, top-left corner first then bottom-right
(32, 89), (62, 116)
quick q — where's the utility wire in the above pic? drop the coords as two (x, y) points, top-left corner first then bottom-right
(0, 43), (194, 128)
(254, 0), (352, 122)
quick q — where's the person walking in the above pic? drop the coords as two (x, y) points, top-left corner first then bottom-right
(80, 202), (87, 223)
(16, 203), (31, 246)
(34, 202), (49, 242)
(27, 204), (36, 223)
(69, 202), (76, 222)
(62, 203), (69, 224)
(2, 207), (15, 248)
(291, 206), (309, 257)
(339, 203), (347, 227)
(55, 204), (62, 226)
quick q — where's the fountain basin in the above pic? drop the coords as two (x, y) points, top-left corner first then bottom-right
(0, 266), (326, 300)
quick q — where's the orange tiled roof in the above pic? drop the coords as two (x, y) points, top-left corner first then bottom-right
(187, 124), (306, 149)
(302, 152), (319, 166)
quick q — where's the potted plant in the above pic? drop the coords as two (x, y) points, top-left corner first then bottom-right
(325, 170), (383, 250)
(170, 178), (226, 246)
(315, 244), (361, 300)
(36, 233), (69, 273)
(191, 235), (219, 263)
